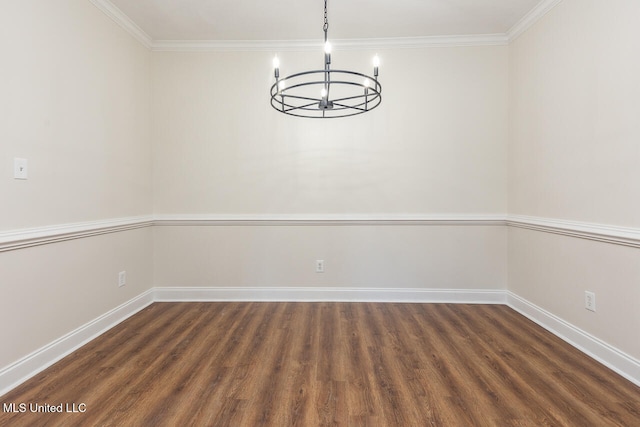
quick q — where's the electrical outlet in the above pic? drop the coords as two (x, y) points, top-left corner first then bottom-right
(316, 260), (324, 273)
(118, 271), (126, 287)
(585, 291), (596, 312)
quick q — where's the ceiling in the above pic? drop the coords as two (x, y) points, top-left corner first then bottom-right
(106, 0), (544, 42)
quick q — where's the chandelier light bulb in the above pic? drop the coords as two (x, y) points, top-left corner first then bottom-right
(363, 79), (370, 88)
(373, 55), (380, 68)
(273, 56), (280, 69)
(321, 88), (328, 98)
(324, 41), (332, 54)
(278, 80), (286, 93)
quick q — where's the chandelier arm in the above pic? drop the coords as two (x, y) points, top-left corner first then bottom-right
(271, 76), (382, 99)
(332, 91), (380, 102)
(280, 94), (322, 103)
(272, 97), (320, 111)
(285, 100), (323, 110)
(271, 76), (334, 93)
(272, 101), (316, 114)
(278, 108), (371, 119)
(331, 103), (367, 112)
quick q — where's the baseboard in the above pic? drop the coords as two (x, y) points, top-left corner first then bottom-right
(153, 286), (507, 303)
(0, 289), (154, 397)
(506, 291), (640, 387)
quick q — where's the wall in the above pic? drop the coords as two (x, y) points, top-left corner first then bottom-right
(508, 0), (640, 360)
(152, 46), (509, 290)
(0, 0), (153, 380)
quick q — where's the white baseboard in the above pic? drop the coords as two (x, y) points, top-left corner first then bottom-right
(153, 286), (507, 304)
(506, 291), (640, 387)
(0, 289), (154, 397)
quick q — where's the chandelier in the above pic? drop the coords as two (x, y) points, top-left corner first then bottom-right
(270, 0), (382, 118)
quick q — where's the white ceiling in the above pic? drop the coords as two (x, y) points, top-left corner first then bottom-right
(106, 0), (544, 42)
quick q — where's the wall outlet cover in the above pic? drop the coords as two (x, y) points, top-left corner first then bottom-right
(585, 291), (596, 312)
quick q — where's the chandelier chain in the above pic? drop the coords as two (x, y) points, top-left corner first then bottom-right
(323, 0), (329, 38)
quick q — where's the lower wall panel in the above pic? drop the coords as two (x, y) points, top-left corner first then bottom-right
(0, 227), (153, 393)
(153, 224), (508, 290)
(508, 226), (640, 363)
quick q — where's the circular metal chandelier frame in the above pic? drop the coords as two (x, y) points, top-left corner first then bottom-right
(270, 69), (382, 118)
(270, 0), (382, 119)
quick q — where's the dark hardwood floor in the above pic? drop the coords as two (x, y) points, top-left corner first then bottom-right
(1, 302), (639, 426)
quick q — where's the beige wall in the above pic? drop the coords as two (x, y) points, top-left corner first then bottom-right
(0, 0), (152, 231)
(154, 225), (507, 289)
(0, 1), (153, 371)
(152, 47), (508, 215)
(508, 0), (640, 360)
(509, 0), (640, 226)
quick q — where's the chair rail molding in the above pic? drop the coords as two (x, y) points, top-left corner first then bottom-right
(507, 215), (640, 248)
(0, 216), (154, 252)
(3, 213), (639, 251)
(152, 213), (507, 227)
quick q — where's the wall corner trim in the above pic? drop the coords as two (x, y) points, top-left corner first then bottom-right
(0, 289), (154, 397)
(506, 291), (640, 387)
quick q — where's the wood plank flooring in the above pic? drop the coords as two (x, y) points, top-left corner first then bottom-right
(1, 302), (639, 426)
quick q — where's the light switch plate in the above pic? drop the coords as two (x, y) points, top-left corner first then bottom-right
(14, 158), (28, 180)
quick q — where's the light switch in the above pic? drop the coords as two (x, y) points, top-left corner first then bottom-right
(14, 158), (28, 180)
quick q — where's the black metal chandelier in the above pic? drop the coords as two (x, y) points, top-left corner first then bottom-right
(270, 0), (382, 118)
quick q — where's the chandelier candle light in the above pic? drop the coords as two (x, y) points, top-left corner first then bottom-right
(270, 0), (382, 118)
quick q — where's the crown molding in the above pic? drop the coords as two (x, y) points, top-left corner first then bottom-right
(150, 34), (509, 52)
(90, 0), (562, 52)
(507, 0), (563, 42)
(88, 0), (153, 49)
